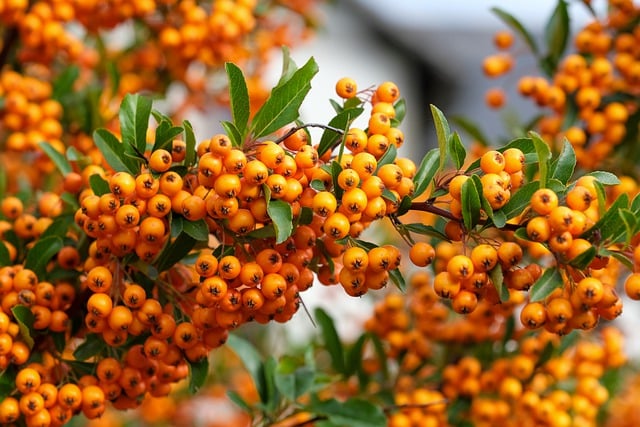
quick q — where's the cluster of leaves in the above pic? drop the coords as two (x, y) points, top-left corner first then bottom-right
(224, 309), (388, 427)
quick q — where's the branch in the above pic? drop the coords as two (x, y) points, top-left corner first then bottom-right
(409, 200), (523, 232)
(0, 26), (18, 68)
(410, 201), (459, 222)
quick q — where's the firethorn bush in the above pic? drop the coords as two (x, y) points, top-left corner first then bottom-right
(2, 0), (640, 427)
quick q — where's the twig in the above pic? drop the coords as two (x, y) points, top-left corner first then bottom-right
(409, 200), (523, 232)
(0, 26), (18, 68)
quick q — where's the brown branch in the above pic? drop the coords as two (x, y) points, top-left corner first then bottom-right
(409, 200), (523, 232)
(0, 26), (19, 69)
(410, 201), (459, 221)
(383, 399), (450, 413)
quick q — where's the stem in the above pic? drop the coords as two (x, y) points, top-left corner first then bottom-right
(409, 200), (523, 232)
(383, 399), (450, 412)
(0, 26), (18, 68)
(409, 200), (459, 222)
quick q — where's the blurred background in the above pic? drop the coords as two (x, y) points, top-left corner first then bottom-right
(251, 0), (640, 357)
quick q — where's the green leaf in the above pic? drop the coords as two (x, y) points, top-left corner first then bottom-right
(263, 356), (279, 411)
(318, 107), (364, 157)
(266, 195), (293, 245)
(586, 171), (621, 186)
(120, 93), (152, 155)
(447, 132), (466, 170)
(403, 223), (449, 241)
(375, 144), (397, 170)
(491, 209), (507, 229)
(461, 178), (480, 230)
(315, 307), (345, 374)
(593, 179), (606, 219)
(631, 192), (640, 213)
(412, 148), (440, 200)
(275, 359), (315, 401)
(568, 245), (597, 269)
(183, 120), (197, 168)
(603, 248), (633, 271)
(226, 334), (268, 404)
(368, 333), (389, 381)
(41, 215), (74, 240)
(277, 46), (299, 85)
(530, 131), (551, 188)
(553, 331), (578, 357)
(155, 232), (197, 271)
(182, 218), (209, 242)
(188, 357), (209, 394)
(73, 333), (106, 360)
(536, 340), (555, 368)
(65, 146), (87, 162)
(24, 236), (63, 278)
(542, 0), (569, 74)
(490, 265), (509, 302)
(514, 227), (533, 242)
(394, 98), (406, 123)
(389, 269), (406, 292)
(0, 367), (15, 400)
(309, 397), (386, 427)
(330, 161), (344, 201)
(501, 181), (540, 220)
(52, 332), (66, 353)
(40, 142), (72, 176)
(152, 121), (184, 153)
(220, 121), (242, 149)
(106, 60), (120, 96)
(345, 334), (368, 377)
(93, 128), (138, 174)
(470, 174), (494, 225)
(619, 208), (637, 244)
(330, 99), (343, 114)
(250, 57), (319, 138)
(529, 267), (563, 302)
(396, 195), (413, 217)
(491, 7), (540, 55)
(0, 241), (10, 267)
(550, 139), (576, 184)
(582, 193), (629, 243)
(310, 179), (326, 192)
(547, 178), (566, 197)
(227, 390), (253, 413)
(297, 206), (314, 225)
(430, 105), (451, 170)
(451, 116), (490, 147)
(89, 174), (110, 196)
(11, 305), (35, 349)
(52, 65), (79, 101)
(62, 360), (96, 377)
(225, 62), (251, 138)
(382, 188), (398, 203)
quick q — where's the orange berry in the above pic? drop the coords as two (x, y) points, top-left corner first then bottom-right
(485, 87), (506, 109)
(335, 77), (358, 99)
(409, 242), (435, 267)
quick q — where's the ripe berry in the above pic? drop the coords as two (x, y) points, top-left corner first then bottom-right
(409, 242), (435, 267)
(335, 77), (358, 99)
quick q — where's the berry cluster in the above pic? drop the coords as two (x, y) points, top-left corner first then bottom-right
(483, 0), (640, 170)
(368, 274), (626, 427)
(0, 72), (416, 425)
